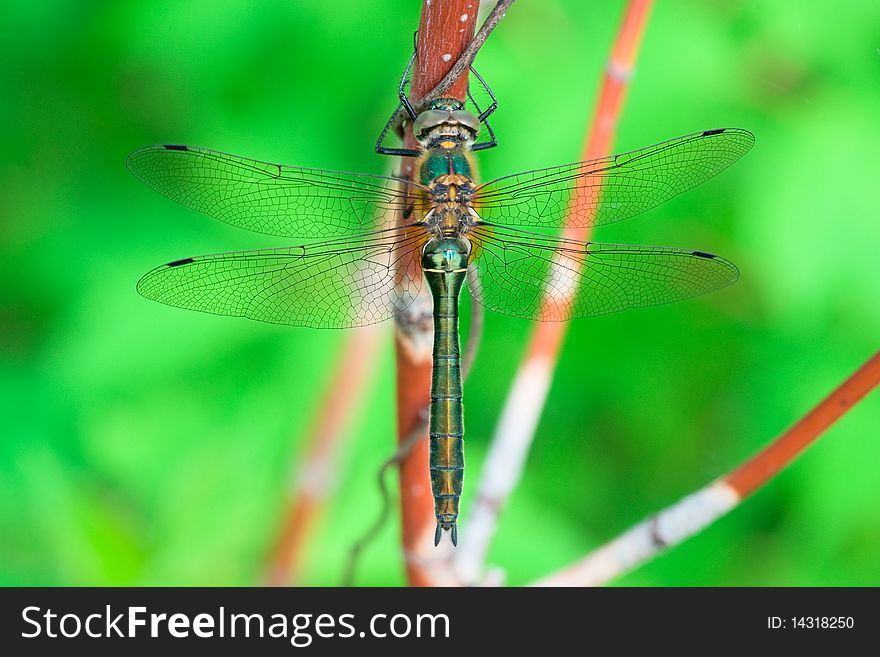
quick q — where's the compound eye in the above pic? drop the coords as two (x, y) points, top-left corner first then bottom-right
(413, 109), (449, 140)
(451, 110), (480, 137)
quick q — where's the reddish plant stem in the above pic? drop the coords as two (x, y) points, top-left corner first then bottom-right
(410, 1), (474, 102)
(394, 329), (435, 587)
(418, 0), (516, 108)
(395, 0), (475, 587)
(725, 350), (880, 496)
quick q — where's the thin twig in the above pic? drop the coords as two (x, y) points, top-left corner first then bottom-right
(532, 349), (880, 586)
(453, 0), (655, 585)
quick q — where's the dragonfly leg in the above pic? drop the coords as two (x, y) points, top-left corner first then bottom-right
(375, 51), (421, 157)
(376, 54), (500, 156)
(467, 65), (498, 152)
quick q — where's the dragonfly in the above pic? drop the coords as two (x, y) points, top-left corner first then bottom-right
(129, 85), (753, 547)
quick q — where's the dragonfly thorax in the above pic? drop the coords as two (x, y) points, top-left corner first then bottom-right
(424, 172), (478, 236)
(430, 174), (475, 203)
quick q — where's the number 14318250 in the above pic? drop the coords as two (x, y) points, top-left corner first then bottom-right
(768, 616), (855, 630)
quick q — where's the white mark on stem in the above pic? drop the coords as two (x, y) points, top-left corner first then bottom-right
(460, 13), (469, 22)
(442, 53), (452, 62)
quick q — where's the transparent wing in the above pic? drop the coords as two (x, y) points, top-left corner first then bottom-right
(137, 225), (429, 328)
(473, 128), (754, 229)
(127, 145), (431, 238)
(467, 224), (738, 321)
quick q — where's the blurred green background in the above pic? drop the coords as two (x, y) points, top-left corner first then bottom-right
(2, 0), (878, 586)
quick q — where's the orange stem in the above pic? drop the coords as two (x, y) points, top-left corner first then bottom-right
(584, 0), (654, 163)
(726, 350), (880, 497)
(533, 0), (654, 360)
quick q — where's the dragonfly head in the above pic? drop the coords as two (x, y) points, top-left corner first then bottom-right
(412, 100), (480, 147)
(422, 236), (471, 273)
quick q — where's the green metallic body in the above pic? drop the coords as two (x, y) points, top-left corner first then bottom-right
(422, 240), (469, 546)
(419, 143), (474, 186)
(417, 107), (480, 545)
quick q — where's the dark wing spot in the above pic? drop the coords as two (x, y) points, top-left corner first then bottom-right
(701, 129), (725, 136)
(167, 257), (195, 267)
(163, 144), (189, 151)
(692, 251), (717, 259)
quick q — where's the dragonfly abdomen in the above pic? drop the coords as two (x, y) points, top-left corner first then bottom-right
(422, 237), (470, 546)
